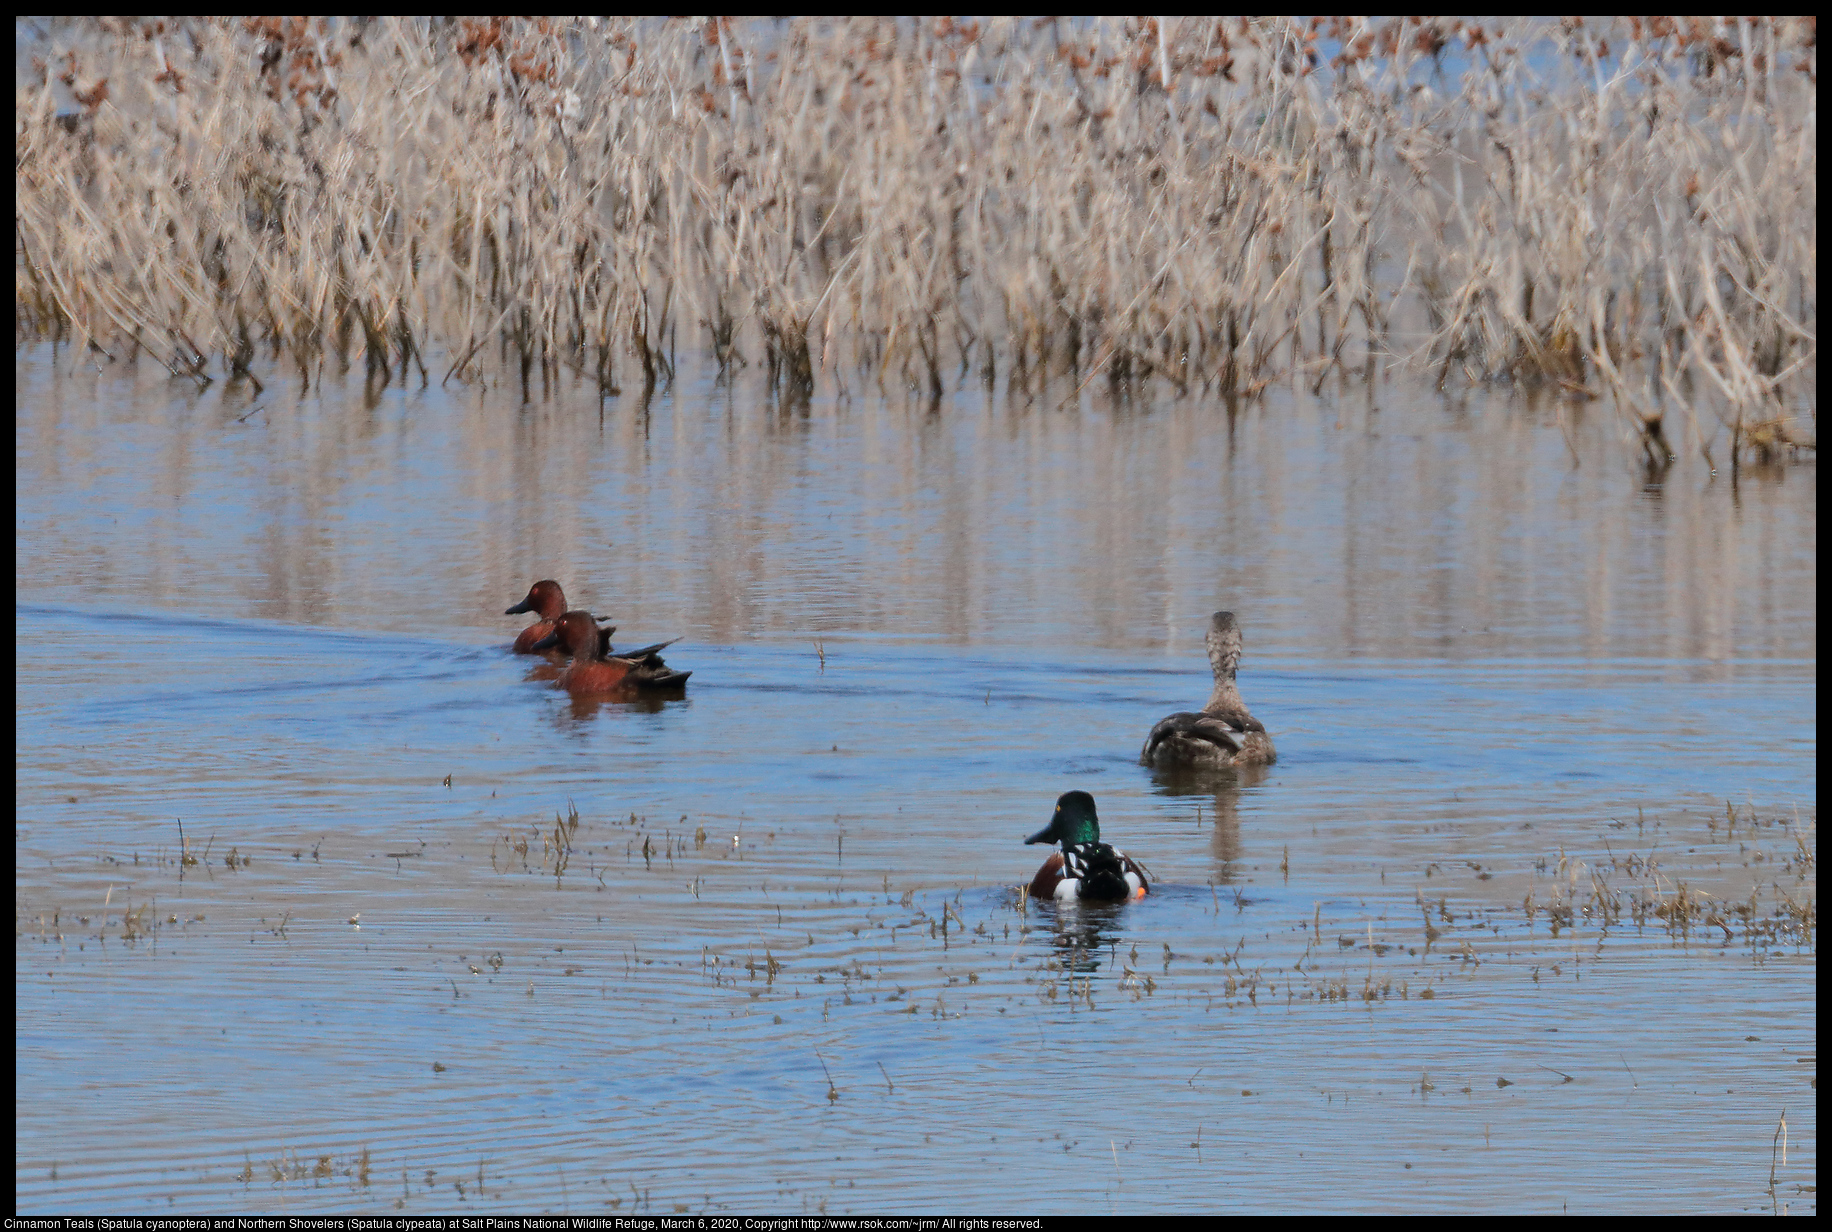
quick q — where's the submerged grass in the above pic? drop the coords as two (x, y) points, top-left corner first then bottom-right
(16, 16), (1816, 462)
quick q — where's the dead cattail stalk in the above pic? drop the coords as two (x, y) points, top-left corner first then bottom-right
(13, 17), (1813, 463)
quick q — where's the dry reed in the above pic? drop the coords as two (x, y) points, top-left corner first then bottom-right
(15, 16), (1816, 461)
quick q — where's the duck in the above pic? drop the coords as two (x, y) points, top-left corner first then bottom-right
(1024, 791), (1150, 902)
(1140, 611), (1276, 769)
(529, 610), (691, 694)
(504, 580), (616, 656)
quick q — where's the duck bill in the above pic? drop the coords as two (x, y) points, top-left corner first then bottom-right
(1023, 823), (1057, 846)
(529, 629), (561, 652)
(505, 599), (534, 615)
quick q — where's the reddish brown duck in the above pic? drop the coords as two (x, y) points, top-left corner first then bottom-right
(530, 610), (690, 695)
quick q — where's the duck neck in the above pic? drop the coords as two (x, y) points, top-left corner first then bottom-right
(1204, 676), (1245, 714)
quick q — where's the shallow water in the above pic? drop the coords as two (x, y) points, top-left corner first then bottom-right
(14, 348), (1816, 1213)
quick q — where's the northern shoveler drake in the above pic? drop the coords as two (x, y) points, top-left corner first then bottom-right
(505, 580), (616, 656)
(1140, 611), (1276, 769)
(529, 610), (691, 694)
(1024, 791), (1150, 902)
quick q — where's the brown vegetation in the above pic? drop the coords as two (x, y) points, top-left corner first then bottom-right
(15, 17), (1816, 461)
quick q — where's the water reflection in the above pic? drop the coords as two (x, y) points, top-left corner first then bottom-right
(12, 347), (1814, 663)
(551, 690), (684, 722)
(1031, 901), (1130, 974)
(1146, 764), (1265, 876)
(12, 347), (1815, 1214)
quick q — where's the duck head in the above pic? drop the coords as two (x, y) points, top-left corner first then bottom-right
(507, 580), (568, 619)
(1025, 790), (1101, 847)
(529, 610), (602, 658)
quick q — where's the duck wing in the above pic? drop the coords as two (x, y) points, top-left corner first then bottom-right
(614, 637), (680, 661)
(1141, 710), (1247, 761)
(1203, 698), (1265, 734)
(591, 623), (619, 655)
(1063, 843), (1141, 901)
(1115, 848), (1152, 895)
(626, 665), (692, 688)
(608, 638), (691, 689)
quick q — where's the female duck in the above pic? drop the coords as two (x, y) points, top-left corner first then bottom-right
(505, 580), (615, 656)
(1140, 611), (1276, 769)
(530, 610), (691, 694)
(1024, 791), (1149, 902)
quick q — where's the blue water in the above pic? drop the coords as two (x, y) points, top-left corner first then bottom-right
(15, 348), (1817, 1213)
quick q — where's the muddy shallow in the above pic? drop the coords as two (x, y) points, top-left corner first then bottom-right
(15, 349), (1816, 1212)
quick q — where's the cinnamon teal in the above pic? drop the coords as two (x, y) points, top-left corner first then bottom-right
(505, 580), (616, 656)
(529, 610), (691, 694)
